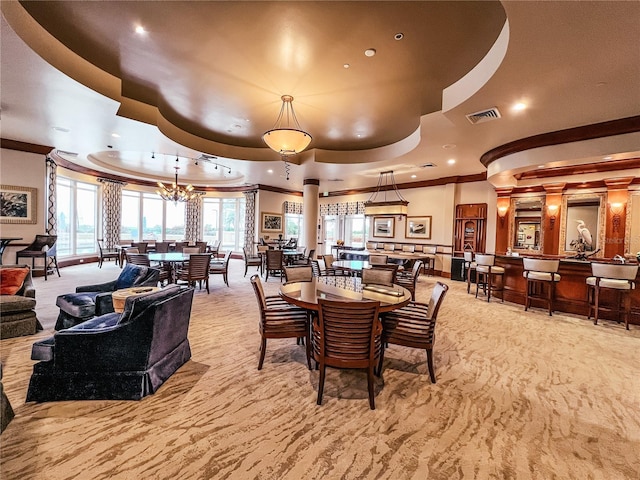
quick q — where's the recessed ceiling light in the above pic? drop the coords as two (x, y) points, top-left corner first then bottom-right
(603, 155), (613, 160)
(512, 102), (527, 111)
(52, 126), (70, 133)
(267, 169), (273, 174)
(537, 165), (545, 168)
(135, 25), (146, 35)
(111, 133), (120, 138)
(364, 48), (376, 57)
(442, 144), (456, 149)
(394, 33), (404, 40)
(447, 159), (456, 165)
(411, 174), (417, 179)
(343, 64), (350, 69)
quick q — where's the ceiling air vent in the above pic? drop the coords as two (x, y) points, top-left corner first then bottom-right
(465, 107), (501, 124)
(419, 163), (437, 168)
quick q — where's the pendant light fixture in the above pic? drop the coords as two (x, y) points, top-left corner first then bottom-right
(156, 157), (200, 204)
(363, 170), (409, 216)
(262, 95), (312, 155)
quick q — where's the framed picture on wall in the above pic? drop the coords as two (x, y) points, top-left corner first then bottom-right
(261, 212), (283, 232)
(0, 185), (37, 224)
(372, 216), (394, 238)
(406, 216), (432, 239)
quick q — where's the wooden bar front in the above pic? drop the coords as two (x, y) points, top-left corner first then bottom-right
(495, 255), (640, 326)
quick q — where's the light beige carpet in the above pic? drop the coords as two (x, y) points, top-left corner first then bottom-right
(1, 260), (639, 479)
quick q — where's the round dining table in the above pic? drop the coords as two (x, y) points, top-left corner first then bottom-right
(148, 252), (189, 283)
(279, 276), (411, 313)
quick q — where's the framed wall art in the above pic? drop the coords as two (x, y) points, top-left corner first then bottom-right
(261, 212), (283, 232)
(406, 216), (432, 239)
(372, 216), (394, 238)
(0, 185), (37, 224)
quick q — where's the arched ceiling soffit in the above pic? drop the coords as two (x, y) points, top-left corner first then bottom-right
(6, 0), (506, 164)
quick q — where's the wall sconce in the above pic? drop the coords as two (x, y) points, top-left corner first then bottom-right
(496, 198), (510, 226)
(547, 204), (559, 230)
(609, 202), (625, 232)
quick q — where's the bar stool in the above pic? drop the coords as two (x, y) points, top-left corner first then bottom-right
(587, 263), (638, 330)
(475, 254), (504, 302)
(522, 258), (560, 316)
(463, 251), (476, 294)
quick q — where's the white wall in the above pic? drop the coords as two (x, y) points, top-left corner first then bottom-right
(255, 189), (301, 240)
(0, 148), (48, 263)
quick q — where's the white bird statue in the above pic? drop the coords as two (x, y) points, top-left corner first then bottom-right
(576, 220), (593, 247)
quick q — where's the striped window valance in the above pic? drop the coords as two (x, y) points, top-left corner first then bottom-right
(320, 201), (365, 216)
(284, 201), (303, 214)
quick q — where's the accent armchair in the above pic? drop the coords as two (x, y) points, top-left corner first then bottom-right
(15, 234), (60, 280)
(28, 285), (195, 402)
(55, 263), (160, 330)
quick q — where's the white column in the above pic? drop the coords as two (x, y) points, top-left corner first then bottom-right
(303, 179), (319, 259)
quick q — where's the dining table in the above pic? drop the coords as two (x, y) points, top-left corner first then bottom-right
(0, 237), (23, 265)
(331, 260), (370, 276)
(279, 275), (411, 313)
(148, 252), (189, 283)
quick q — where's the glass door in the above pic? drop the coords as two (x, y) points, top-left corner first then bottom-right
(323, 216), (338, 254)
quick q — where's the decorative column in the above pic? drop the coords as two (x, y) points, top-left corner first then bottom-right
(494, 187), (512, 255)
(303, 179), (320, 259)
(97, 178), (125, 249)
(243, 190), (257, 254)
(542, 183), (566, 255)
(604, 177), (633, 258)
(185, 195), (204, 243)
(45, 156), (57, 234)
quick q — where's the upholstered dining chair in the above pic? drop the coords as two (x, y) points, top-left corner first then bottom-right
(284, 265), (313, 283)
(175, 253), (212, 293)
(313, 298), (382, 409)
(97, 239), (120, 268)
(15, 234), (60, 280)
(250, 274), (310, 370)
(474, 254), (505, 303)
(522, 258), (561, 316)
(243, 247), (263, 277)
(209, 250), (232, 286)
(153, 241), (171, 253)
(131, 242), (148, 254)
(265, 249), (285, 282)
(463, 250), (476, 294)
(362, 265), (398, 285)
(587, 262), (638, 330)
(369, 254), (388, 265)
(379, 281), (449, 383)
(126, 253), (169, 285)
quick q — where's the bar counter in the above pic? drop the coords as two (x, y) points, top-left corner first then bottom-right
(495, 255), (640, 326)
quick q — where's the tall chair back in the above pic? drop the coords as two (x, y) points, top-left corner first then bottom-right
(314, 299), (382, 409)
(284, 265), (313, 283)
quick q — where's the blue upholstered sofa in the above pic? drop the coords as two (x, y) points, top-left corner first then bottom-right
(55, 263), (160, 330)
(27, 285), (194, 402)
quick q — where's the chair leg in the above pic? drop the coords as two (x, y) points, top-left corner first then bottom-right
(376, 345), (386, 376)
(367, 365), (376, 410)
(52, 257), (60, 277)
(487, 273), (492, 302)
(624, 293), (631, 330)
(258, 338), (267, 370)
(317, 363), (326, 405)
(426, 348), (436, 384)
(593, 286), (600, 325)
(305, 331), (311, 370)
(548, 282), (554, 316)
(224, 272), (228, 287)
(244, 264), (248, 276)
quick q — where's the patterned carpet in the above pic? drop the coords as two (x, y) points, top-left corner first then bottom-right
(1, 260), (639, 479)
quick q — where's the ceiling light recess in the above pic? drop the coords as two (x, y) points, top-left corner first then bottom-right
(364, 171), (408, 216)
(262, 95), (312, 156)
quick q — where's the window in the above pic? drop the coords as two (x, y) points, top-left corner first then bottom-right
(285, 213), (304, 245)
(56, 177), (98, 256)
(164, 202), (186, 241)
(142, 194), (163, 240)
(203, 197), (246, 251)
(121, 191), (141, 240)
(322, 214), (366, 254)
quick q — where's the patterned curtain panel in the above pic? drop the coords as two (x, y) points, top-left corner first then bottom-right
(283, 201), (303, 214)
(45, 156), (57, 234)
(320, 201), (365, 216)
(185, 196), (203, 243)
(243, 190), (257, 253)
(97, 179), (124, 249)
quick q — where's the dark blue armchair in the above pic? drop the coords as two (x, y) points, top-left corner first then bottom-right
(27, 285), (194, 402)
(55, 263), (160, 330)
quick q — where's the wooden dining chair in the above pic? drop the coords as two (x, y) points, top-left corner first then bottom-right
(209, 250), (232, 286)
(313, 298), (382, 410)
(395, 260), (423, 301)
(379, 282), (449, 383)
(250, 274), (310, 370)
(97, 239), (119, 268)
(175, 253), (212, 293)
(243, 247), (263, 277)
(265, 249), (285, 282)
